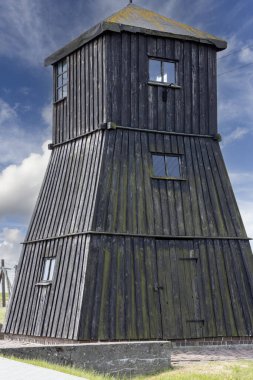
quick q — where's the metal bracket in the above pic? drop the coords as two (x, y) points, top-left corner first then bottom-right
(48, 143), (54, 150)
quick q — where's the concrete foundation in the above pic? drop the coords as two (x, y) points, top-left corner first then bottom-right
(0, 340), (172, 377)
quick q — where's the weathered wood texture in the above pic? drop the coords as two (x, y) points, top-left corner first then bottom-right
(92, 130), (247, 238)
(5, 236), (90, 339)
(78, 236), (253, 340)
(53, 35), (106, 144)
(25, 131), (105, 241)
(4, 31), (253, 341)
(53, 32), (217, 145)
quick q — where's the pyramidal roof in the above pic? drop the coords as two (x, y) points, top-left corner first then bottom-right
(45, 4), (227, 66)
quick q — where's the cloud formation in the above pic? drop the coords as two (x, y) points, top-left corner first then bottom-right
(0, 228), (24, 268)
(0, 98), (50, 167)
(0, 140), (50, 219)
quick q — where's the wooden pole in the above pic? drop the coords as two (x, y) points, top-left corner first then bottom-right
(1, 259), (6, 307)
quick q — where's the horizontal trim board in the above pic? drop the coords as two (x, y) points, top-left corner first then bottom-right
(22, 231), (252, 244)
(50, 123), (219, 149)
(147, 81), (182, 89)
(113, 125), (217, 139)
(150, 176), (187, 181)
(50, 127), (105, 149)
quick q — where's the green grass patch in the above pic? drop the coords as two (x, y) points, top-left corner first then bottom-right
(0, 293), (9, 302)
(0, 307), (6, 325)
(2, 357), (253, 380)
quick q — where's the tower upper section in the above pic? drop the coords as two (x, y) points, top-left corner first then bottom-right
(45, 4), (227, 145)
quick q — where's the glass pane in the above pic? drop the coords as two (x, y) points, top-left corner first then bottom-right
(166, 156), (180, 178)
(62, 59), (67, 72)
(57, 75), (63, 87)
(49, 259), (55, 281)
(149, 59), (162, 82)
(57, 88), (62, 100)
(42, 259), (50, 281)
(152, 155), (166, 177)
(63, 72), (68, 84)
(62, 85), (67, 97)
(163, 62), (175, 83)
(57, 61), (63, 75)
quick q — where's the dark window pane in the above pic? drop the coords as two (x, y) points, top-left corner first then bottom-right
(163, 62), (175, 83)
(57, 61), (63, 75)
(149, 59), (162, 82)
(62, 85), (67, 98)
(152, 155), (166, 177)
(166, 156), (180, 177)
(62, 59), (67, 72)
(62, 72), (68, 84)
(57, 88), (62, 100)
(57, 75), (63, 87)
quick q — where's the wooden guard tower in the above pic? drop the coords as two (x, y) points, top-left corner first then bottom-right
(4, 4), (253, 342)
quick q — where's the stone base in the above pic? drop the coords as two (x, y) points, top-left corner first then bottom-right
(0, 340), (172, 377)
(172, 336), (253, 347)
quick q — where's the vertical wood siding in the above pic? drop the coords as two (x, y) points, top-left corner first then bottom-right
(52, 32), (217, 146)
(53, 35), (106, 144)
(78, 236), (253, 341)
(92, 129), (247, 238)
(25, 131), (105, 241)
(106, 32), (217, 135)
(5, 236), (90, 339)
(4, 31), (253, 342)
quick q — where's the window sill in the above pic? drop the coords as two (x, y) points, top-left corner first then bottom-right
(53, 96), (67, 105)
(35, 281), (52, 286)
(151, 176), (187, 181)
(148, 81), (181, 89)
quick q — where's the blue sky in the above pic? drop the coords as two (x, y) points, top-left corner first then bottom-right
(0, 0), (253, 266)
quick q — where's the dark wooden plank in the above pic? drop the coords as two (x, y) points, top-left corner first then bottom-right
(144, 238), (162, 338)
(191, 43), (200, 134)
(208, 47), (217, 135)
(121, 32), (131, 127)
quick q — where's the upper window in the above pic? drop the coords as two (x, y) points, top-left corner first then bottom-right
(56, 58), (68, 101)
(152, 154), (181, 179)
(149, 58), (176, 84)
(42, 258), (56, 282)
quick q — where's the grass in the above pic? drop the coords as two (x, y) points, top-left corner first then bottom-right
(0, 307), (6, 325)
(2, 357), (253, 380)
(0, 293), (9, 324)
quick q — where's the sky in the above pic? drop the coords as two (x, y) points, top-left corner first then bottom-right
(0, 0), (253, 269)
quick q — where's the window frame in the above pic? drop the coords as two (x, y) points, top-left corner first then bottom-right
(37, 257), (56, 285)
(148, 57), (181, 88)
(54, 58), (68, 102)
(151, 152), (186, 181)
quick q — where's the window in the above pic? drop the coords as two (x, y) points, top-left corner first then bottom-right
(55, 58), (68, 101)
(41, 258), (56, 282)
(149, 58), (176, 84)
(152, 154), (181, 178)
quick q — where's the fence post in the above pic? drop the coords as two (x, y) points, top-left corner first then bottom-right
(1, 259), (6, 307)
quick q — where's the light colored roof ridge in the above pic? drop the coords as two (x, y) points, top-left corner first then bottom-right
(45, 3), (227, 66)
(105, 3), (225, 43)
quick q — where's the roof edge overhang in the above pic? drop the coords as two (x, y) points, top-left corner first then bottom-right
(44, 21), (227, 67)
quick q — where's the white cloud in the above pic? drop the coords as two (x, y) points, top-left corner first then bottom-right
(0, 141), (50, 219)
(0, 98), (49, 167)
(42, 103), (53, 127)
(0, 228), (24, 268)
(218, 36), (253, 143)
(221, 127), (250, 147)
(239, 46), (253, 63)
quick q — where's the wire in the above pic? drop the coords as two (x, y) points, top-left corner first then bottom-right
(218, 61), (253, 76)
(218, 43), (253, 60)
